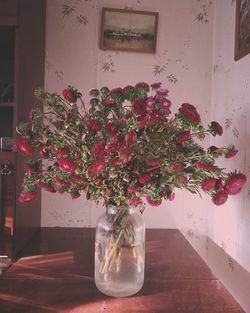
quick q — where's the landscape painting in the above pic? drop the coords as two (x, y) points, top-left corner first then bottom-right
(100, 8), (158, 53)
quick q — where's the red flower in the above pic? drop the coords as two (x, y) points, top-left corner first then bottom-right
(146, 196), (162, 206)
(92, 159), (106, 175)
(127, 185), (140, 193)
(19, 191), (37, 203)
(157, 98), (172, 114)
(51, 146), (68, 157)
(127, 130), (137, 146)
(177, 131), (191, 144)
(138, 115), (149, 129)
(138, 174), (151, 185)
(135, 82), (150, 91)
(123, 85), (135, 94)
(132, 98), (147, 116)
(212, 190), (228, 206)
(39, 147), (48, 158)
(168, 193), (175, 201)
(70, 175), (83, 184)
(24, 163), (33, 175)
(38, 182), (55, 192)
(145, 159), (160, 166)
(225, 149), (238, 159)
(225, 173), (247, 195)
(195, 162), (214, 172)
(105, 122), (118, 136)
(16, 138), (34, 156)
(148, 109), (164, 125)
(58, 158), (76, 173)
(201, 177), (216, 191)
(62, 88), (77, 103)
(151, 82), (162, 89)
(91, 141), (106, 158)
(88, 119), (100, 133)
(130, 196), (142, 207)
(167, 164), (183, 173)
(118, 146), (132, 164)
(215, 178), (223, 191)
(179, 103), (201, 124)
(145, 96), (155, 113)
(210, 121), (223, 136)
(104, 99), (116, 106)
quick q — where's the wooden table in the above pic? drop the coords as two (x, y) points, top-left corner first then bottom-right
(0, 228), (245, 313)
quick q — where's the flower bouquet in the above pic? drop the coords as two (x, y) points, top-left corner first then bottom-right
(16, 82), (246, 296)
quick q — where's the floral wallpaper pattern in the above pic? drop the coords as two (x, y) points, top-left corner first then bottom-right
(43, 0), (250, 311)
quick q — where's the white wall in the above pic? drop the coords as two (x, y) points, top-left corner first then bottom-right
(42, 0), (250, 310)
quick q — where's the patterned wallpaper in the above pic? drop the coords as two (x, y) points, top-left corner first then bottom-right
(43, 1), (250, 310)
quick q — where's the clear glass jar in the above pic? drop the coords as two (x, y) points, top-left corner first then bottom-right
(94, 206), (145, 297)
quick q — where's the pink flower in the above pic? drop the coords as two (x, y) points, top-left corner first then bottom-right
(201, 177), (216, 191)
(91, 141), (106, 158)
(146, 96), (155, 112)
(127, 185), (140, 193)
(16, 138), (34, 156)
(151, 82), (162, 89)
(145, 159), (160, 166)
(156, 89), (169, 96)
(138, 174), (151, 185)
(62, 88), (77, 103)
(38, 182), (55, 192)
(92, 159), (106, 175)
(210, 121), (223, 136)
(225, 173), (247, 195)
(105, 122), (118, 136)
(212, 190), (228, 206)
(225, 149), (238, 159)
(179, 103), (201, 124)
(157, 98), (172, 114)
(19, 191), (37, 203)
(130, 196), (142, 207)
(58, 158), (76, 173)
(132, 98), (147, 116)
(146, 196), (162, 206)
(104, 99), (116, 106)
(177, 131), (191, 144)
(195, 162), (214, 172)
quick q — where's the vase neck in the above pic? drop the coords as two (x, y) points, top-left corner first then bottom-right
(106, 205), (136, 215)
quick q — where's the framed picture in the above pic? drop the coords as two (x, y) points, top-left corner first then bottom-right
(100, 8), (158, 53)
(234, 0), (250, 61)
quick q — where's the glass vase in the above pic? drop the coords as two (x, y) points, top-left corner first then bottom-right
(94, 205), (145, 297)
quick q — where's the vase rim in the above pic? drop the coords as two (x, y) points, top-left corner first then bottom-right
(106, 205), (136, 214)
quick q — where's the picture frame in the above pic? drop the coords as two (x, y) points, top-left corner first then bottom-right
(234, 0), (250, 61)
(100, 8), (158, 53)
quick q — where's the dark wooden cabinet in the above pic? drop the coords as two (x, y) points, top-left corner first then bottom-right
(0, 0), (45, 260)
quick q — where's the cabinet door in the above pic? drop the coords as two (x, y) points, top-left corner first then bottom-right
(13, 0), (46, 258)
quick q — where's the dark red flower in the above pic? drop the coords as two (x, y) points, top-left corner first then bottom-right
(58, 158), (76, 173)
(105, 122), (118, 136)
(138, 115), (149, 129)
(201, 177), (216, 191)
(179, 103), (201, 124)
(151, 82), (162, 89)
(38, 182), (55, 192)
(39, 147), (49, 158)
(119, 119), (126, 127)
(109, 88), (123, 98)
(210, 121), (223, 136)
(148, 109), (164, 125)
(225, 149), (238, 159)
(88, 119), (100, 133)
(132, 98), (147, 116)
(16, 138), (34, 156)
(130, 196), (142, 207)
(212, 190), (228, 206)
(92, 159), (106, 175)
(145, 159), (160, 166)
(91, 141), (106, 158)
(195, 162), (214, 172)
(24, 163), (33, 175)
(138, 174), (151, 185)
(51, 146), (68, 157)
(19, 191), (37, 203)
(127, 185), (140, 193)
(146, 196), (162, 206)
(135, 82), (150, 91)
(157, 98), (172, 114)
(62, 88), (77, 103)
(118, 146), (132, 164)
(123, 85), (135, 94)
(225, 173), (247, 195)
(177, 131), (191, 144)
